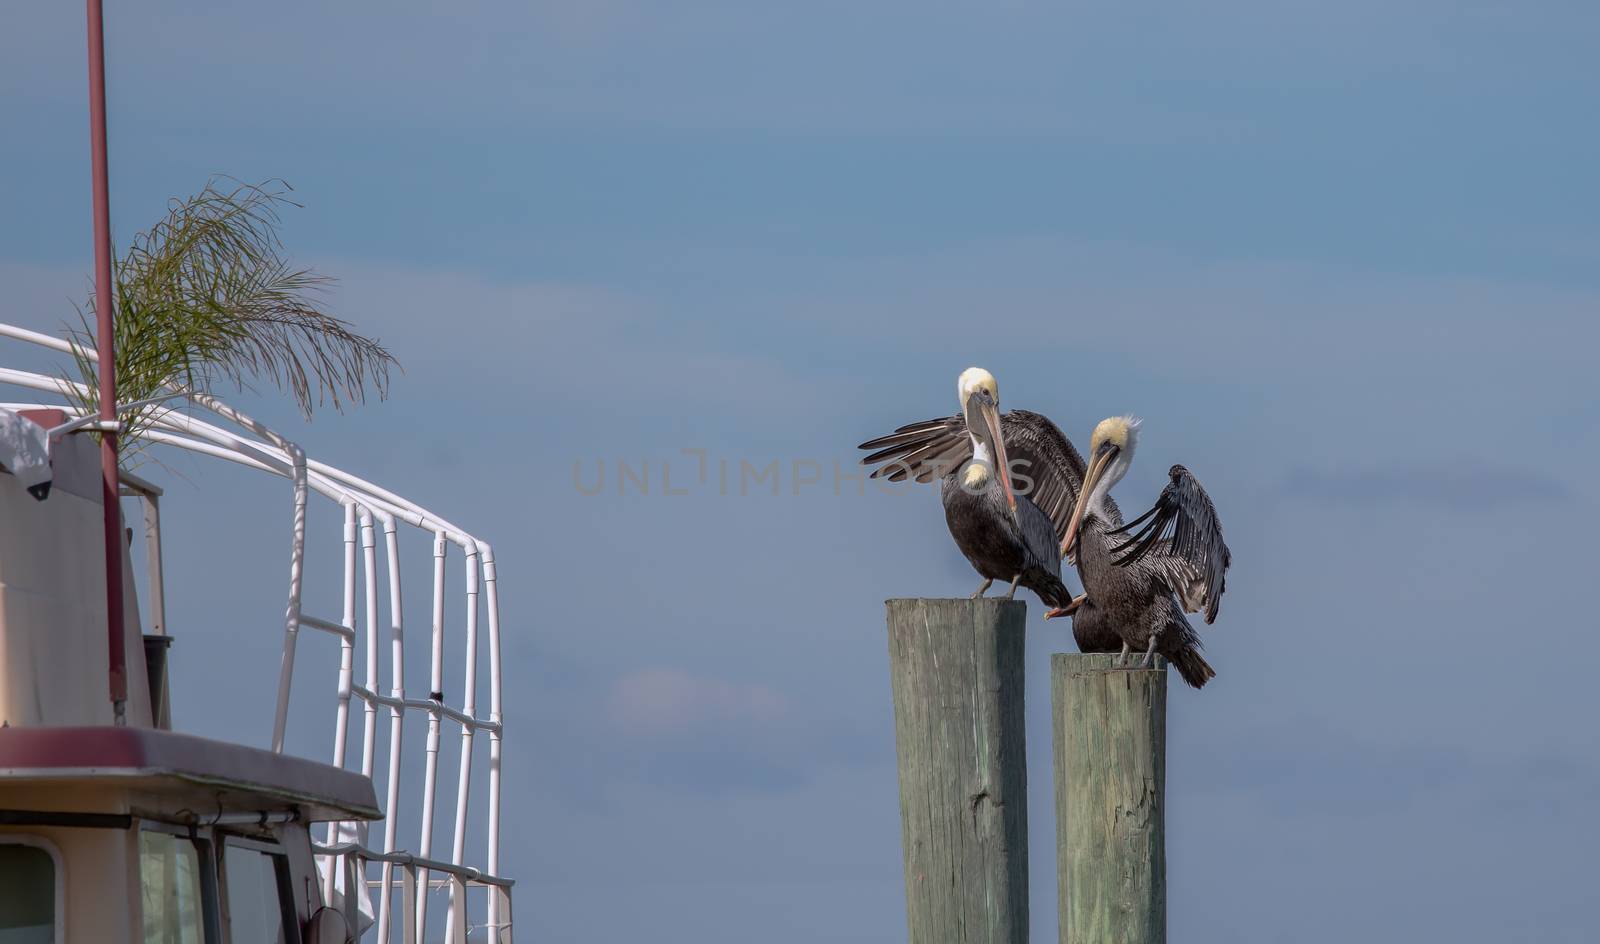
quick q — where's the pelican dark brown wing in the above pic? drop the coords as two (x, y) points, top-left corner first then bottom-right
(857, 414), (967, 483)
(1108, 464), (1230, 623)
(1001, 410), (1103, 544)
(858, 409), (1102, 545)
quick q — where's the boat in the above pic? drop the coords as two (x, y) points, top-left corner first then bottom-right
(0, 8), (512, 939)
(0, 326), (513, 943)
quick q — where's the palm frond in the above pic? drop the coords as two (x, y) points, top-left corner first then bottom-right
(65, 178), (397, 457)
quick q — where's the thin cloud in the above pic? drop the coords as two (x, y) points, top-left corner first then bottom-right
(607, 667), (789, 737)
(1281, 461), (1571, 510)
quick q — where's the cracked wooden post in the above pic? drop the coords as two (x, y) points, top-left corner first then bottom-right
(886, 598), (1028, 944)
(1052, 652), (1167, 944)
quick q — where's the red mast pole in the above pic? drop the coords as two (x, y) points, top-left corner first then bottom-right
(85, 0), (126, 724)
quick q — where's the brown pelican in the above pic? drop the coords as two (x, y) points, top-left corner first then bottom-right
(1048, 416), (1230, 688)
(857, 369), (1120, 652)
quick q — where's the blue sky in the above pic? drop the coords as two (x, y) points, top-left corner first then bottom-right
(4, 1), (1599, 941)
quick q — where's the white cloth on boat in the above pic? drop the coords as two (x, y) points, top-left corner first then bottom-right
(316, 819), (377, 934)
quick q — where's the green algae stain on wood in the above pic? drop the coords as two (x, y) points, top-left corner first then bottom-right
(1053, 652), (1167, 944)
(887, 598), (1028, 944)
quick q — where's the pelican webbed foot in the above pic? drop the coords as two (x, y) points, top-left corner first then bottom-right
(971, 578), (993, 599)
(1138, 634), (1157, 669)
(1042, 595), (1087, 620)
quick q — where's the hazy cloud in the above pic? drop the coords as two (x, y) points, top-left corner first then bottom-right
(1281, 461), (1572, 510)
(608, 667), (789, 737)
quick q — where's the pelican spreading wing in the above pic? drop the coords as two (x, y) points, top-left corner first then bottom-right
(858, 373), (1121, 653)
(859, 408), (1111, 547)
(1051, 417), (1232, 687)
(1108, 464), (1230, 624)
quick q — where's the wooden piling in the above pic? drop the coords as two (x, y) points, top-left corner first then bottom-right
(1052, 652), (1167, 944)
(886, 598), (1028, 944)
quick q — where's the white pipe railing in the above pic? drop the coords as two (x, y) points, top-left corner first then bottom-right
(444, 545), (480, 942)
(483, 542), (505, 935)
(323, 501), (359, 908)
(376, 516), (407, 944)
(0, 325), (514, 942)
(417, 530), (447, 934)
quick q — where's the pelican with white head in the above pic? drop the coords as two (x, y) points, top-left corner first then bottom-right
(956, 367), (1017, 519)
(856, 372), (1119, 647)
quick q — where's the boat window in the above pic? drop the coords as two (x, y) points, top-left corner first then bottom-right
(222, 842), (295, 944)
(0, 841), (57, 944)
(140, 830), (206, 944)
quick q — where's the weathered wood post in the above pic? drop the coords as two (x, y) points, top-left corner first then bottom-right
(1052, 652), (1167, 944)
(886, 598), (1028, 944)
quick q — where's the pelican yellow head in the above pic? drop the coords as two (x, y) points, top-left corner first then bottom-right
(1063, 415), (1141, 560)
(956, 366), (998, 406)
(1089, 415), (1141, 458)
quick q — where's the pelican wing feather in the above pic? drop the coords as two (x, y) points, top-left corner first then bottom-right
(1108, 464), (1231, 623)
(858, 409), (1100, 546)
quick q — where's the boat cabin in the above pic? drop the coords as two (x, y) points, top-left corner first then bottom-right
(0, 423), (375, 943)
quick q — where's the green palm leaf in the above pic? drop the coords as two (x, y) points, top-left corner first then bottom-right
(66, 178), (397, 457)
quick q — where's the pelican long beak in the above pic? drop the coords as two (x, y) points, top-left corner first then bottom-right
(1061, 446), (1115, 562)
(978, 397), (1017, 520)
